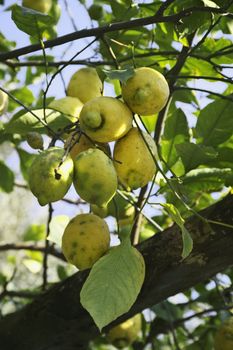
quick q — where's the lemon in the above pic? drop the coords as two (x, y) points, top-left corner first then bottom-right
(73, 148), (117, 206)
(62, 213), (110, 270)
(122, 67), (169, 115)
(26, 132), (44, 150)
(28, 147), (74, 206)
(79, 96), (133, 142)
(48, 96), (83, 121)
(214, 317), (233, 350)
(64, 133), (111, 161)
(0, 90), (8, 116)
(22, 0), (52, 13)
(67, 67), (103, 104)
(107, 314), (142, 349)
(88, 4), (104, 20)
(114, 127), (157, 190)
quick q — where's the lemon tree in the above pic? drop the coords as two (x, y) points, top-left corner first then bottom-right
(0, 1), (233, 350)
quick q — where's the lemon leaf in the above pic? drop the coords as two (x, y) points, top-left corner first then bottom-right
(12, 5), (52, 37)
(162, 203), (193, 259)
(80, 240), (145, 331)
(48, 215), (70, 247)
(181, 226), (193, 259)
(5, 108), (73, 135)
(103, 68), (135, 83)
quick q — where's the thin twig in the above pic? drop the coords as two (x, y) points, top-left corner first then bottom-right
(42, 203), (54, 290)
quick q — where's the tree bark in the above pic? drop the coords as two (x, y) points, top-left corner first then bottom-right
(0, 194), (233, 350)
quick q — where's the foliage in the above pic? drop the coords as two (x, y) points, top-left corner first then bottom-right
(0, 0), (233, 349)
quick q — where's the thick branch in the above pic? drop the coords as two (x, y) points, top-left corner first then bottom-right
(0, 194), (232, 350)
(0, 6), (229, 61)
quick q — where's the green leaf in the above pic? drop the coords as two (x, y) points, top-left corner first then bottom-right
(57, 265), (69, 281)
(162, 203), (193, 258)
(0, 161), (14, 193)
(162, 203), (185, 227)
(161, 108), (189, 171)
(182, 167), (232, 192)
(195, 99), (233, 146)
(8, 87), (34, 112)
(23, 224), (46, 241)
(80, 240), (145, 331)
(16, 148), (37, 181)
(181, 226), (193, 259)
(103, 68), (135, 83)
(48, 215), (70, 247)
(5, 108), (74, 135)
(152, 300), (183, 321)
(12, 5), (52, 37)
(176, 142), (218, 172)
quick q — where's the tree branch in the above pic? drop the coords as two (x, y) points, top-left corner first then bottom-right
(0, 6), (230, 61)
(0, 242), (65, 261)
(0, 194), (232, 350)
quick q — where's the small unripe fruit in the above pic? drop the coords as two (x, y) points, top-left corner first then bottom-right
(88, 4), (104, 20)
(26, 132), (44, 150)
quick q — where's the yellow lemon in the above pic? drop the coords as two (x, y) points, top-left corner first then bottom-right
(73, 148), (117, 206)
(67, 67), (103, 104)
(22, 0), (52, 13)
(114, 127), (157, 190)
(113, 128), (156, 189)
(48, 96), (83, 121)
(28, 147), (74, 206)
(79, 96), (133, 142)
(62, 213), (110, 270)
(214, 317), (233, 350)
(0, 90), (8, 116)
(122, 67), (169, 115)
(107, 314), (142, 349)
(64, 133), (110, 161)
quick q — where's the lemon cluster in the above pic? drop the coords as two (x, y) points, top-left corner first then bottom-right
(27, 66), (169, 271)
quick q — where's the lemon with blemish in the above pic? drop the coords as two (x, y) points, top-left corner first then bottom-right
(113, 127), (157, 190)
(0, 90), (8, 116)
(122, 67), (169, 115)
(64, 133), (111, 161)
(67, 67), (103, 104)
(214, 317), (233, 350)
(73, 148), (117, 206)
(79, 96), (133, 142)
(22, 0), (52, 13)
(62, 213), (110, 270)
(107, 314), (142, 349)
(48, 96), (83, 121)
(28, 147), (74, 206)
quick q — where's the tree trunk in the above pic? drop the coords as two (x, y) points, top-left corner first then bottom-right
(0, 195), (233, 350)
